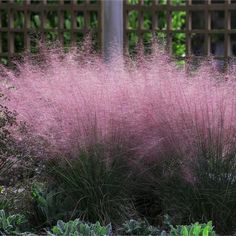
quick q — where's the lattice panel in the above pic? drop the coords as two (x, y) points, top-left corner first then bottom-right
(124, 0), (236, 69)
(0, 0), (101, 64)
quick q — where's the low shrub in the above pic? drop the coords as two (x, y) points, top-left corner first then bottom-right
(0, 93), (17, 182)
(0, 93), (16, 150)
(47, 219), (112, 236)
(117, 219), (167, 236)
(117, 218), (216, 236)
(0, 215), (218, 236)
(0, 91), (43, 187)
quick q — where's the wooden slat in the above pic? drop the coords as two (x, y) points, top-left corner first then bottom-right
(0, 3), (100, 11)
(2, 27), (236, 35)
(166, 0), (172, 53)
(186, 0), (191, 58)
(124, 3), (236, 11)
(138, 0), (143, 45)
(8, 0), (14, 60)
(24, 0), (31, 52)
(71, 0), (77, 44)
(123, 0), (129, 54)
(40, 0), (46, 43)
(58, 0), (64, 45)
(204, 0), (211, 56)
(225, 0), (231, 70)
(0, 8), (2, 55)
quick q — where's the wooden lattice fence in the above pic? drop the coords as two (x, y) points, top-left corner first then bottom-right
(124, 0), (236, 69)
(1, 0), (236, 68)
(0, 0), (101, 63)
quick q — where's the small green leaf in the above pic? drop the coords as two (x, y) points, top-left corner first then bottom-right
(181, 226), (189, 236)
(193, 224), (201, 236)
(202, 225), (209, 236)
(65, 19), (71, 29)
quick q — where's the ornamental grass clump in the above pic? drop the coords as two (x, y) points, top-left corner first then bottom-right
(0, 47), (141, 157)
(1, 43), (236, 233)
(50, 142), (136, 226)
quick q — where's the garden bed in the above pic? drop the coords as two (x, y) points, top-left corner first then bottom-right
(0, 45), (235, 235)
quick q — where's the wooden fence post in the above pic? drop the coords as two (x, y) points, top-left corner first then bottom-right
(102, 0), (123, 62)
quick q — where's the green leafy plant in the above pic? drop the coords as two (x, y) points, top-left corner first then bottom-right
(117, 218), (216, 236)
(31, 183), (75, 227)
(117, 219), (167, 236)
(170, 221), (216, 236)
(0, 195), (11, 213)
(0, 209), (27, 235)
(47, 219), (112, 236)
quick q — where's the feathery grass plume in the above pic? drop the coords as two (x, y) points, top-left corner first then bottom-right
(1, 44), (142, 158)
(1, 40), (236, 233)
(130, 57), (236, 233)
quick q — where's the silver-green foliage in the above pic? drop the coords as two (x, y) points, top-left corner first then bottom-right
(0, 209), (27, 235)
(118, 219), (168, 236)
(47, 219), (112, 236)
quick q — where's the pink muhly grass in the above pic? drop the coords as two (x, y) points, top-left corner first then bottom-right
(1, 42), (236, 178)
(0, 46), (140, 157)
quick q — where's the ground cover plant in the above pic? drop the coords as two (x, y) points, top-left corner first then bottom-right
(169, 221), (216, 236)
(0, 211), (218, 236)
(0, 42), (236, 234)
(47, 219), (112, 236)
(0, 209), (27, 235)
